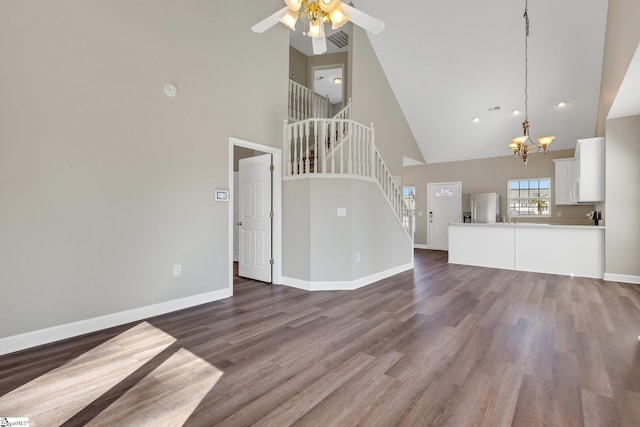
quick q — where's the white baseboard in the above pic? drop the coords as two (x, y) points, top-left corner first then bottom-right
(603, 273), (640, 285)
(279, 276), (313, 291)
(281, 262), (414, 291)
(414, 244), (429, 250)
(0, 288), (232, 356)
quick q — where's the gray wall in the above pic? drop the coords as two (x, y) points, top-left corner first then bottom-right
(350, 27), (425, 176)
(403, 149), (596, 247)
(351, 180), (412, 279)
(309, 179), (353, 281)
(0, 0), (288, 337)
(283, 178), (412, 282)
(605, 115), (640, 277)
(282, 179), (311, 281)
(289, 46), (308, 87)
(596, 0), (640, 136)
(596, 0), (640, 279)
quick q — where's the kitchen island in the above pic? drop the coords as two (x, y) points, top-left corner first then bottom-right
(448, 223), (605, 279)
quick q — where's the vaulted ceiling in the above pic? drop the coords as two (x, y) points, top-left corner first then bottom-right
(350, 0), (609, 164)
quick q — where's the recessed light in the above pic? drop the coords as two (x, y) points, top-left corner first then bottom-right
(473, 117), (480, 123)
(558, 101), (567, 108)
(333, 77), (342, 84)
(512, 109), (521, 116)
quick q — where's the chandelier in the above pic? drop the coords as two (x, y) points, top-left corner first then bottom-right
(509, 0), (554, 165)
(281, 0), (349, 38)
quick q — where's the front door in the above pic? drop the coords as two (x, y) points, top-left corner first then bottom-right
(238, 154), (272, 282)
(427, 182), (462, 250)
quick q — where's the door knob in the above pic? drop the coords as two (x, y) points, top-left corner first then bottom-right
(237, 221), (243, 226)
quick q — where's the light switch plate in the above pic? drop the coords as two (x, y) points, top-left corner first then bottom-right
(337, 207), (347, 217)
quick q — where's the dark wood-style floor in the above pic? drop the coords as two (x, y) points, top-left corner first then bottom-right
(1, 250), (640, 426)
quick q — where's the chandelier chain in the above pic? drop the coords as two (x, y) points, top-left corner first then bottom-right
(523, 0), (529, 123)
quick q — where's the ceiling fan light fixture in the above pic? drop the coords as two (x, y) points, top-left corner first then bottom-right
(307, 19), (325, 38)
(280, 10), (299, 31)
(329, 7), (349, 29)
(319, 0), (341, 13)
(285, 0), (302, 12)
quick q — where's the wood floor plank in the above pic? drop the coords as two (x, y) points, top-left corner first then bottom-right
(1, 250), (639, 426)
(445, 361), (523, 427)
(581, 389), (621, 427)
(612, 388), (640, 427)
(576, 332), (614, 398)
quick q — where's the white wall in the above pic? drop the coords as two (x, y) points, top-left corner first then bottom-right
(0, 0), (288, 339)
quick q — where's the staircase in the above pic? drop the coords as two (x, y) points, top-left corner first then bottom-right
(283, 81), (414, 242)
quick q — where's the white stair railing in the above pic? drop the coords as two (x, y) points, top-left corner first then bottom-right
(332, 98), (352, 120)
(283, 117), (413, 240)
(288, 80), (330, 122)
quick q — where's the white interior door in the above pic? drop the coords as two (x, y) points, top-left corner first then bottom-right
(233, 172), (239, 262)
(427, 182), (462, 250)
(239, 154), (272, 282)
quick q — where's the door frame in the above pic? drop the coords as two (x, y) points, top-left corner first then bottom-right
(311, 63), (345, 109)
(229, 137), (282, 294)
(426, 181), (462, 250)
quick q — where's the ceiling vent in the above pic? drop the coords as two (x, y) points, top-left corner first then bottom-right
(327, 31), (349, 49)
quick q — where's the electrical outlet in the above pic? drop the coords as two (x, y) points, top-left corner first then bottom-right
(356, 252), (361, 262)
(173, 264), (182, 277)
(557, 211), (562, 217)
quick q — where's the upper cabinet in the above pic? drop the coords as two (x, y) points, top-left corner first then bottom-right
(554, 137), (604, 205)
(553, 158), (576, 205)
(575, 137), (605, 203)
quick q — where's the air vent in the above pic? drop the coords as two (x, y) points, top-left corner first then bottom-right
(327, 31), (349, 49)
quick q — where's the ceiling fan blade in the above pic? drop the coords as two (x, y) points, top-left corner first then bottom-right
(251, 6), (289, 33)
(340, 3), (385, 35)
(312, 35), (327, 55)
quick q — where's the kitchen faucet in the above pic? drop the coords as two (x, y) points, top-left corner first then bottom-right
(509, 209), (519, 224)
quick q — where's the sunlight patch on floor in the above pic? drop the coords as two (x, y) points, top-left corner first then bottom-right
(0, 321), (175, 425)
(87, 348), (224, 426)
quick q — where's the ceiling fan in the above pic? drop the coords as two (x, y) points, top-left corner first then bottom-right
(251, 0), (385, 55)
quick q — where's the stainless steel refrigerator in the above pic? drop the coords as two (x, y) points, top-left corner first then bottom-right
(471, 192), (501, 223)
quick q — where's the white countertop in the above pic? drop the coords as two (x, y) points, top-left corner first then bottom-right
(449, 222), (605, 230)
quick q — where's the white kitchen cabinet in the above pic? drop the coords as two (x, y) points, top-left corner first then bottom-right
(575, 137), (605, 203)
(553, 137), (604, 205)
(449, 223), (605, 279)
(553, 158), (576, 205)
